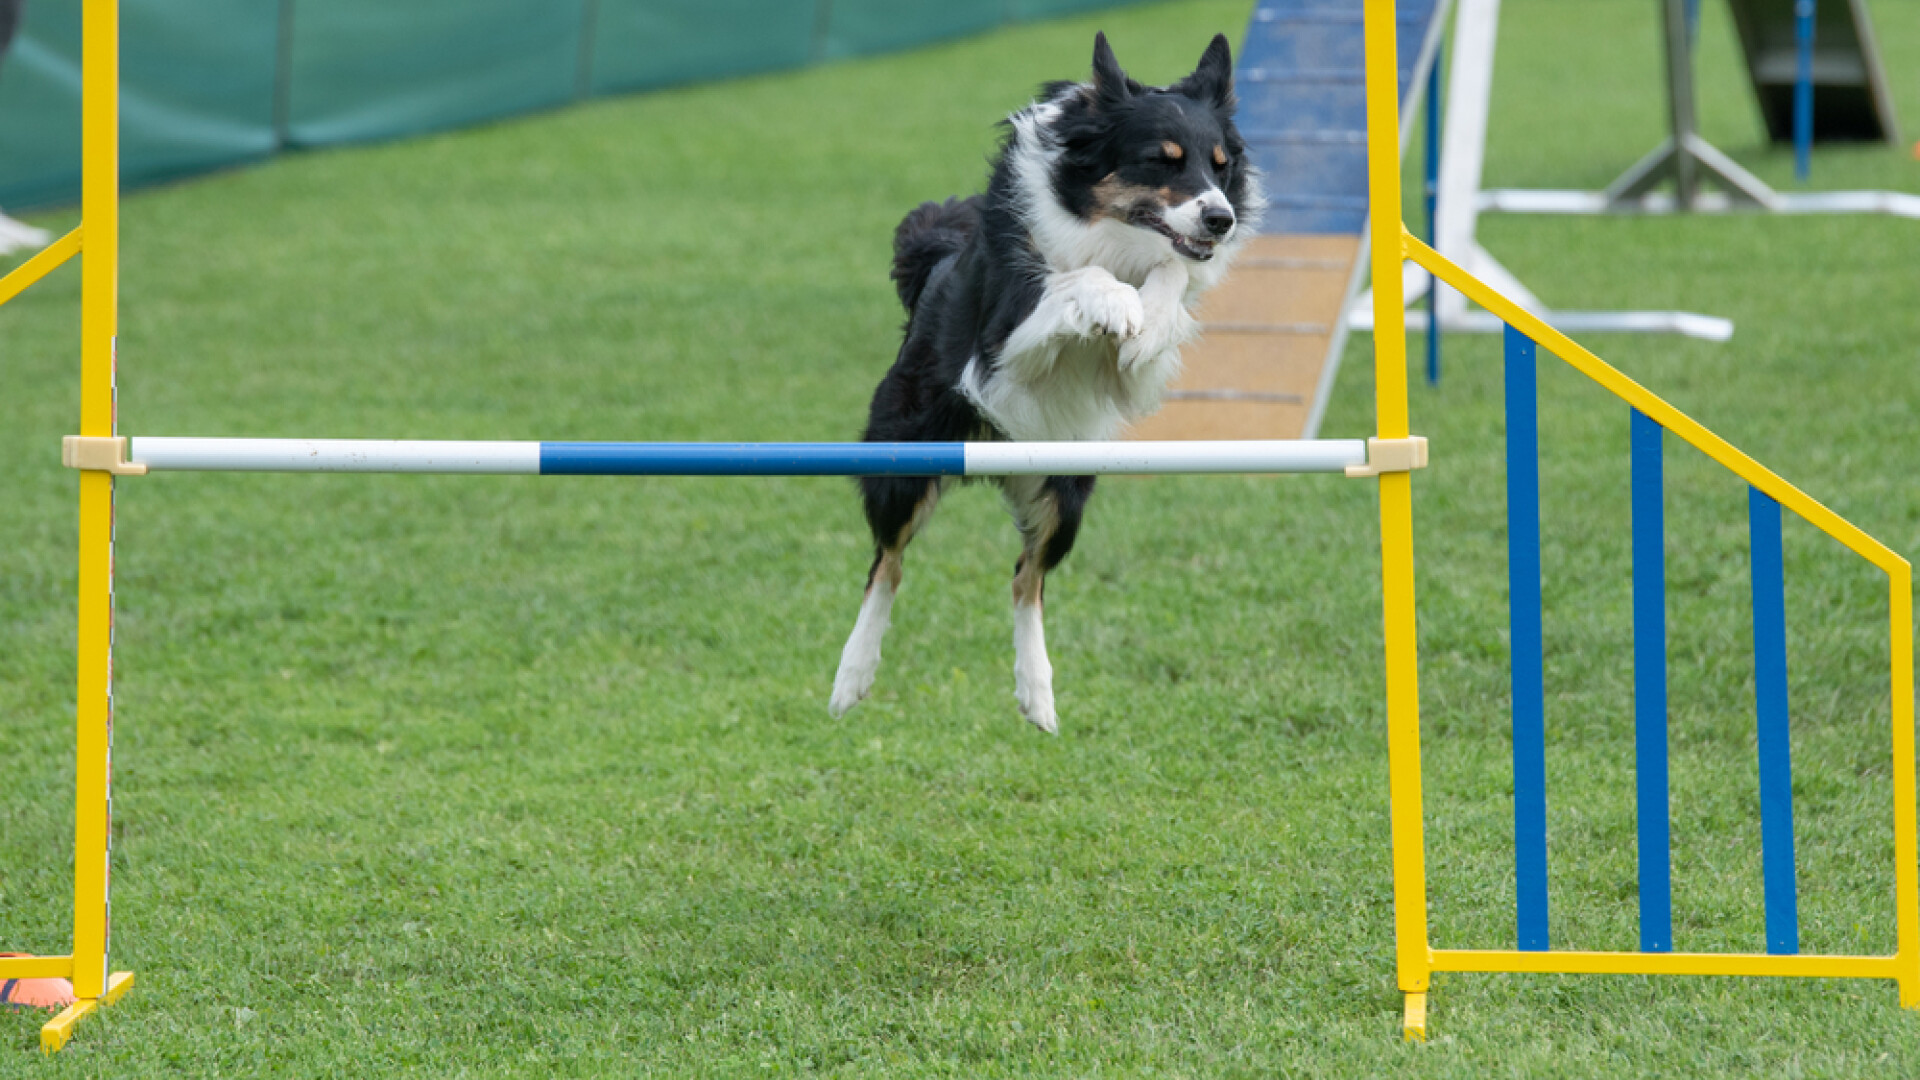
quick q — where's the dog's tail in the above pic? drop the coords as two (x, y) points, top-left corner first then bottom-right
(890, 196), (977, 311)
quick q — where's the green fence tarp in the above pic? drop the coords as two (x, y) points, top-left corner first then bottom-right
(0, 0), (1150, 212)
(822, 0), (1007, 60)
(286, 1), (585, 147)
(0, 0), (278, 210)
(589, 0), (816, 96)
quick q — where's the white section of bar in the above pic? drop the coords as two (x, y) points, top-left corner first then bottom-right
(128, 438), (540, 474)
(963, 440), (1367, 475)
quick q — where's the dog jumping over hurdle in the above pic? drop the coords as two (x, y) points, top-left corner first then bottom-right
(830, 32), (1263, 732)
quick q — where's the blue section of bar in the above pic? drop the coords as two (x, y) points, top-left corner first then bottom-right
(1750, 487), (1799, 955)
(537, 442), (966, 476)
(1506, 324), (1550, 952)
(1632, 408), (1674, 953)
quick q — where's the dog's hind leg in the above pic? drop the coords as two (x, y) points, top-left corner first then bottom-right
(1003, 474), (1096, 734)
(831, 477), (942, 718)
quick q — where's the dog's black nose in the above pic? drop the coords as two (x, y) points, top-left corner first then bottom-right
(1201, 206), (1235, 237)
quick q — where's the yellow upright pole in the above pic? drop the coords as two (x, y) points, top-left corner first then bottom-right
(38, 0), (140, 1052)
(73, 0), (119, 1004)
(1362, 0), (1431, 1042)
(43, 0), (135, 1053)
(1892, 564), (1919, 1007)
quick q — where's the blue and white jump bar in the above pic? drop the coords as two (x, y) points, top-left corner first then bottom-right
(123, 438), (1374, 476)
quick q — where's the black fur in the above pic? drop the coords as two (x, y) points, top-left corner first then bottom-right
(1036, 474), (1096, 570)
(888, 197), (977, 311)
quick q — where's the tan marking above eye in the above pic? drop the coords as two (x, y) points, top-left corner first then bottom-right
(1212, 145), (1227, 166)
(1161, 140), (1184, 161)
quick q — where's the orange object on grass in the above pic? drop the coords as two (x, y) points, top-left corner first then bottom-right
(0, 955), (77, 1010)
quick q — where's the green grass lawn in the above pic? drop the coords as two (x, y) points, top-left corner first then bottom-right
(3, 0), (1918, 1074)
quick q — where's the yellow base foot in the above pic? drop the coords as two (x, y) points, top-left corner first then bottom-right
(40, 971), (133, 1054)
(1403, 991), (1428, 1042)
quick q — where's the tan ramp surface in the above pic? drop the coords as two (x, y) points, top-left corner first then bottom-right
(1129, 234), (1363, 441)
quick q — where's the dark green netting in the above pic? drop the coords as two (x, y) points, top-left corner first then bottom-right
(286, 1), (586, 146)
(819, 0), (1006, 61)
(0, 0), (278, 210)
(0, 0), (1151, 211)
(588, 0), (816, 96)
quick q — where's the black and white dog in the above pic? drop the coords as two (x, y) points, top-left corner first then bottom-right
(830, 32), (1262, 733)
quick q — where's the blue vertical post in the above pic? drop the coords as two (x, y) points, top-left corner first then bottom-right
(1750, 488), (1799, 954)
(1506, 324), (1549, 951)
(1424, 45), (1443, 386)
(1631, 410), (1673, 953)
(1794, 0), (1815, 182)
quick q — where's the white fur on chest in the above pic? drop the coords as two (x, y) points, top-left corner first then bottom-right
(961, 263), (1197, 442)
(961, 335), (1155, 443)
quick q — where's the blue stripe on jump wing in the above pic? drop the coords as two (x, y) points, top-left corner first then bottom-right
(1632, 408), (1673, 953)
(1505, 323), (1550, 952)
(537, 443), (966, 477)
(1750, 487), (1799, 955)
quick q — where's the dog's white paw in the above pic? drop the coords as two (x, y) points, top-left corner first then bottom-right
(1016, 686), (1057, 734)
(1116, 317), (1195, 372)
(1014, 655), (1057, 735)
(1116, 329), (1170, 373)
(1060, 268), (1144, 341)
(1118, 263), (1198, 372)
(831, 583), (894, 718)
(829, 662), (875, 718)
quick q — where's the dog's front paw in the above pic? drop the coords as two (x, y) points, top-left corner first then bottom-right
(1116, 331), (1164, 373)
(1118, 262), (1197, 372)
(1117, 310), (1198, 372)
(1059, 268), (1144, 341)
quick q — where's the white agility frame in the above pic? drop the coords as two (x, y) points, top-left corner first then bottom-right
(1352, 0), (1737, 342)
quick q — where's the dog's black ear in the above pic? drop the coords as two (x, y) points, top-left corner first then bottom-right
(1090, 32), (1140, 107)
(1177, 33), (1235, 111)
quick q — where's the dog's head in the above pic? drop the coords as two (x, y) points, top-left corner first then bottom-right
(1048, 32), (1256, 263)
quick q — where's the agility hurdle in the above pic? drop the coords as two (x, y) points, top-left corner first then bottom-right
(1361, 0), (1912, 1041)
(1391, 235), (1917, 1038)
(2, 0), (1914, 1054)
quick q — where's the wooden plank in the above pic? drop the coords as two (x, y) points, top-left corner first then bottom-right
(1128, 399), (1312, 441)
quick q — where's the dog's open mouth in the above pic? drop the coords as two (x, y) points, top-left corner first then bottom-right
(1133, 211), (1216, 261)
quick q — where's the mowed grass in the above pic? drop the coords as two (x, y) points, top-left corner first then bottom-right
(2, 0), (1918, 1073)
